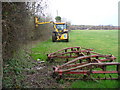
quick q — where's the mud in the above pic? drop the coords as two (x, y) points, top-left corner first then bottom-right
(24, 61), (71, 88)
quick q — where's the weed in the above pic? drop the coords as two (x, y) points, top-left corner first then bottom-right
(3, 49), (35, 88)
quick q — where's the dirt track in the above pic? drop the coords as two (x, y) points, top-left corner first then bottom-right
(24, 61), (70, 88)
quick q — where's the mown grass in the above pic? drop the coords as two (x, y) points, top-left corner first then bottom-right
(31, 30), (119, 88)
(71, 80), (120, 88)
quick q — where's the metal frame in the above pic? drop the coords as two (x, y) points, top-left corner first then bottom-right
(47, 47), (98, 62)
(47, 47), (119, 80)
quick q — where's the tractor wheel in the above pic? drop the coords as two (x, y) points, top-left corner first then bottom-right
(65, 39), (69, 42)
(52, 33), (56, 42)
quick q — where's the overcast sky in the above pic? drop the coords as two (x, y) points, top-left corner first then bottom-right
(48, 0), (119, 26)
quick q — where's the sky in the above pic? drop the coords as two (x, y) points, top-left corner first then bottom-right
(48, 0), (119, 26)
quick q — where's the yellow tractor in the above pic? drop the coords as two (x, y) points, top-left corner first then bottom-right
(35, 17), (69, 42)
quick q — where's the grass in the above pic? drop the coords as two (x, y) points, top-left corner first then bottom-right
(30, 30), (119, 88)
(71, 80), (120, 88)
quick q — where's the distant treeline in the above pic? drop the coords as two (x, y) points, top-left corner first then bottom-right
(69, 25), (119, 30)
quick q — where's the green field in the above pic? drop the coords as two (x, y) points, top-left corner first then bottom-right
(31, 30), (119, 88)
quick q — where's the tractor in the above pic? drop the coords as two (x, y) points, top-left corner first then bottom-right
(35, 17), (69, 42)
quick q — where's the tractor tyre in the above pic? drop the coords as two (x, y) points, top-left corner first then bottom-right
(52, 33), (56, 42)
(65, 39), (69, 42)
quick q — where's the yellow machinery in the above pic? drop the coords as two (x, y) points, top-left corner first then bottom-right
(35, 17), (69, 42)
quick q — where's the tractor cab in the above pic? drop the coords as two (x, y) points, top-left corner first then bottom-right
(52, 22), (69, 42)
(56, 24), (66, 30)
(54, 22), (68, 32)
